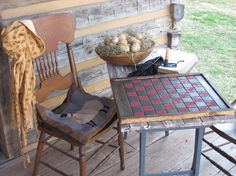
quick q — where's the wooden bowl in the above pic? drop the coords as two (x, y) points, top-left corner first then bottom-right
(96, 42), (155, 65)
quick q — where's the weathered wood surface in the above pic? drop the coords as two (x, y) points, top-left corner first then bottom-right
(0, 35), (21, 158)
(1, 128), (235, 176)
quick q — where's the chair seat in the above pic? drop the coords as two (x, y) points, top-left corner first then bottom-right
(36, 85), (116, 144)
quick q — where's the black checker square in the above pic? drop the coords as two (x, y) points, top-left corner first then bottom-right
(167, 108), (178, 113)
(209, 106), (221, 111)
(189, 107), (200, 112)
(128, 96), (139, 102)
(183, 83), (192, 88)
(175, 102), (186, 109)
(202, 96), (213, 101)
(162, 99), (172, 104)
(176, 88), (186, 93)
(170, 94), (180, 98)
(153, 104), (165, 110)
(137, 90), (147, 96)
(140, 100), (152, 106)
(149, 94), (160, 100)
(182, 97), (193, 103)
(189, 92), (199, 97)
(196, 102), (207, 107)
(132, 106), (143, 113)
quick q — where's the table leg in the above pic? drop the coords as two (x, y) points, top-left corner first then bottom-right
(192, 127), (204, 176)
(165, 130), (169, 137)
(140, 131), (147, 176)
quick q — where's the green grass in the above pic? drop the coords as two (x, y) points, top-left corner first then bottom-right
(191, 11), (236, 26)
(182, 0), (236, 102)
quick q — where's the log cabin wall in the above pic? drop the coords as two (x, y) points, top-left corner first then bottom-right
(0, 0), (181, 158)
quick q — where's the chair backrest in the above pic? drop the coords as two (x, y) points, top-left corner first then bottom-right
(32, 13), (83, 103)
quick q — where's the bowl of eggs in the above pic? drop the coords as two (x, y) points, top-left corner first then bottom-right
(95, 30), (155, 65)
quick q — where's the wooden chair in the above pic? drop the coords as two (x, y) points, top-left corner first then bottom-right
(32, 13), (125, 176)
(202, 99), (236, 176)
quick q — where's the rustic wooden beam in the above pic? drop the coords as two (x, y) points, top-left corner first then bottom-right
(1, 0), (110, 20)
(0, 21), (21, 158)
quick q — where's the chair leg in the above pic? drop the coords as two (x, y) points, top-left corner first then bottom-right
(118, 123), (125, 170)
(79, 146), (86, 176)
(70, 144), (74, 150)
(33, 132), (45, 176)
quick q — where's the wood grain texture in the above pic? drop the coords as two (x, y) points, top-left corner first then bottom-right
(1, 0), (109, 19)
(74, 8), (169, 38)
(0, 46), (21, 159)
(120, 110), (235, 125)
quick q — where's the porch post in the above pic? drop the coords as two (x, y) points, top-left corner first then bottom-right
(0, 21), (21, 159)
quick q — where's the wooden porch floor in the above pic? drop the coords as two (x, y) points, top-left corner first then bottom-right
(0, 128), (235, 176)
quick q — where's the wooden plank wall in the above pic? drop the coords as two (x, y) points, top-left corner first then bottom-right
(0, 0), (173, 157)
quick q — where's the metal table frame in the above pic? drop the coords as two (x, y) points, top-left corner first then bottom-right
(138, 126), (205, 176)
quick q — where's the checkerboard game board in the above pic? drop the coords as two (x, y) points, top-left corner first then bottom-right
(111, 74), (234, 124)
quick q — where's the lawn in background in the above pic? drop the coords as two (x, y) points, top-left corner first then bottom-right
(182, 0), (236, 102)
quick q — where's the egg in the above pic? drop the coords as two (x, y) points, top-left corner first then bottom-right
(118, 33), (127, 40)
(104, 36), (112, 45)
(131, 42), (141, 52)
(111, 36), (119, 44)
(118, 38), (128, 45)
(127, 36), (137, 44)
(136, 33), (143, 40)
(119, 44), (130, 52)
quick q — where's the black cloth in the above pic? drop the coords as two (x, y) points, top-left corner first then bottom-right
(128, 56), (164, 77)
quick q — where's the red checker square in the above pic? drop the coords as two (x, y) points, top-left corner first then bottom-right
(152, 99), (161, 104)
(170, 77), (178, 80)
(153, 78), (161, 82)
(162, 80), (171, 84)
(132, 79), (141, 83)
(168, 89), (177, 94)
(160, 94), (170, 99)
(143, 81), (152, 86)
(172, 98), (182, 103)
(206, 101), (217, 106)
(130, 101), (140, 107)
(156, 110), (166, 115)
(174, 84), (183, 89)
(186, 102), (196, 108)
(135, 86), (144, 91)
(147, 89), (156, 95)
(164, 104), (175, 109)
(128, 92), (137, 97)
(186, 87), (195, 92)
(192, 82), (201, 86)
(139, 95), (148, 101)
(193, 97), (203, 102)
(180, 80), (189, 84)
(199, 106), (209, 111)
(199, 91), (209, 96)
(124, 83), (133, 88)
(143, 106), (154, 111)
(155, 85), (164, 89)
(134, 112), (144, 116)
(178, 108), (188, 113)
(180, 93), (189, 98)
(187, 76), (195, 79)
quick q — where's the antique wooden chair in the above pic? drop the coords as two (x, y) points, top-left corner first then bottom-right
(32, 13), (125, 176)
(202, 99), (236, 176)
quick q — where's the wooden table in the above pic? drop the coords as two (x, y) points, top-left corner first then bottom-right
(110, 73), (236, 176)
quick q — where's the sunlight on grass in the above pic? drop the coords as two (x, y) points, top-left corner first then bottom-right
(182, 1), (236, 102)
(191, 11), (236, 26)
